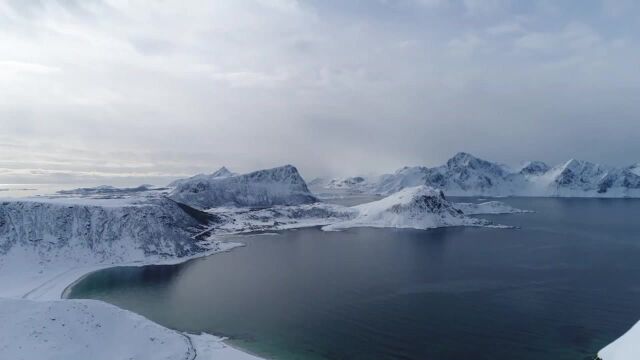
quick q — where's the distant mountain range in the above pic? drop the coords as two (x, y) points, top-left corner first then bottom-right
(310, 152), (640, 197)
(0, 165), (319, 265)
(3, 154), (639, 267)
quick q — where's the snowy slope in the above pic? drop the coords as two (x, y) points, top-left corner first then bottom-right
(598, 320), (640, 360)
(0, 298), (261, 360)
(371, 153), (522, 196)
(454, 201), (532, 215)
(323, 186), (489, 231)
(168, 166), (235, 187)
(0, 197), (212, 266)
(55, 184), (164, 197)
(170, 165), (317, 209)
(325, 176), (371, 191)
(321, 152), (640, 197)
(208, 203), (357, 234)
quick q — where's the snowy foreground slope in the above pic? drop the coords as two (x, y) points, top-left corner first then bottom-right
(598, 321), (640, 360)
(0, 298), (261, 360)
(312, 152), (640, 197)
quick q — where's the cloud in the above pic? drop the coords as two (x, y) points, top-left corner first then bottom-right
(486, 21), (524, 36)
(0, 60), (60, 74)
(0, 0), (639, 186)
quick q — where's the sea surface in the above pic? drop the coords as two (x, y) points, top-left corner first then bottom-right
(67, 197), (640, 360)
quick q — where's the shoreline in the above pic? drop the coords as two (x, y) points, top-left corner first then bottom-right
(0, 239), (266, 360)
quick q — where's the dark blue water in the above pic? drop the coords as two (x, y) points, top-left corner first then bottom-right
(67, 198), (640, 360)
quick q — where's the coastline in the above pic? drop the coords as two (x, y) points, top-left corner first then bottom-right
(0, 239), (266, 360)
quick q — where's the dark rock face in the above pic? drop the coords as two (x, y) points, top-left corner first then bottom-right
(519, 161), (551, 176)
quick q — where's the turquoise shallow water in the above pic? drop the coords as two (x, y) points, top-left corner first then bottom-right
(68, 198), (640, 360)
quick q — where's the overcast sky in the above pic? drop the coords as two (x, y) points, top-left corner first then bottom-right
(1, 0), (639, 186)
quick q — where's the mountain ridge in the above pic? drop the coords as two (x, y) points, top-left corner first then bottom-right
(312, 152), (640, 197)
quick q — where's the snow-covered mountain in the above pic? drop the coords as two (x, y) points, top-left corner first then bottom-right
(320, 152), (640, 197)
(326, 176), (367, 189)
(308, 176), (374, 193)
(373, 153), (517, 196)
(168, 166), (235, 187)
(55, 184), (160, 197)
(0, 197), (213, 265)
(323, 186), (489, 231)
(518, 161), (551, 176)
(169, 165), (317, 209)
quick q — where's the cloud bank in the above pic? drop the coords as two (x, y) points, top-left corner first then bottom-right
(1, 0), (639, 185)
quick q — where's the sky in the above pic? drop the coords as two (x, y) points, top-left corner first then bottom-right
(1, 0), (639, 187)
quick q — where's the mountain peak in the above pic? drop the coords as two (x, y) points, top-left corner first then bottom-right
(448, 152), (477, 164)
(210, 166), (233, 178)
(170, 164), (316, 209)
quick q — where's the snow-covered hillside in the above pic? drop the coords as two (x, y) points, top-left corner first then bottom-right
(208, 203), (357, 234)
(454, 201), (533, 215)
(168, 166), (235, 187)
(598, 320), (640, 360)
(318, 152), (640, 197)
(0, 197), (212, 266)
(170, 165), (317, 209)
(323, 186), (490, 231)
(325, 176), (369, 190)
(0, 298), (261, 360)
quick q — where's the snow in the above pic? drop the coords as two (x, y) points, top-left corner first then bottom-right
(0, 188), (264, 359)
(323, 186), (490, 231)
(170, 165), (317, 209)
(0, 297), (261, 360)
(207, 203), (357, 234)
(598, 320), (640, 360)
(169, 167), (236, 187)
(0, 238), (258, 360)
(0, 165), (530, 360)
(454, 201), (532, 215)
(0, 197), (210, 267)
(314, 152), (640, 198)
